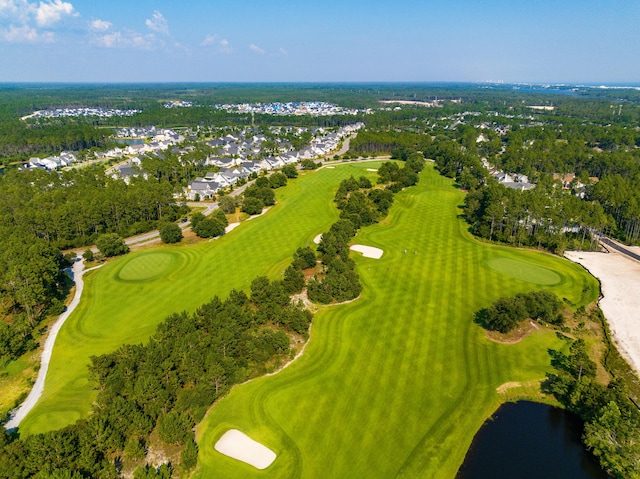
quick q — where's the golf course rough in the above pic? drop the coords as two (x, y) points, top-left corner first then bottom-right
(193, 164), (598, 478)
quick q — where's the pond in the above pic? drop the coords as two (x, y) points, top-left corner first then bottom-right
(456, 401), (609, 479)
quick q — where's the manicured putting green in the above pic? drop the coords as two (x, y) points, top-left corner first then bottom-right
(487, 257), (561, 285)
(116, 252), (177, 282)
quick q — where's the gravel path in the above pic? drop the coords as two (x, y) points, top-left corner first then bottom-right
(4, 257), (102, 430)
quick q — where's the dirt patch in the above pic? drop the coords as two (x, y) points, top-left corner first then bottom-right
(497, 382), (522, 394)
(485, 320), (539, 344)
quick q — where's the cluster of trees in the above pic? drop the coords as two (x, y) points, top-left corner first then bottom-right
(191, 210), (228, 239)
(0, 121), (111, 165)
(349, 130), (432, 156)
(240, 172), (287, 216)
(475, 290), (564, 333)
(0, 274), (313, 477)
(0, 167), (184, 250)
(545, 338), (640, 479)
(308, 219), (362, 304)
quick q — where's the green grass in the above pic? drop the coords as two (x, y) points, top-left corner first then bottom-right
(486, 257), (562, 285)
(18, 162), (384, 436)
(193, 164), (599, 478)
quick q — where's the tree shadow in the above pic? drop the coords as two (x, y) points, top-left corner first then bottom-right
(473, 308), (490, 329)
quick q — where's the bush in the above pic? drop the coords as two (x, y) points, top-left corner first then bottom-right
(268, 172), (288, 189)
(282, 164), (298, 178)
(159, 223), (183, 244)
(218, 195), (237, 214)
(242, 197), (264, 215)
(193, 217), (226, 238)
(96, 233), (129, 257)
(82, 249), (94, 261)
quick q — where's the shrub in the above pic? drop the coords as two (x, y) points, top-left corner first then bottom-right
(159, 223), (183, 244)
(96, 233), (129, 257)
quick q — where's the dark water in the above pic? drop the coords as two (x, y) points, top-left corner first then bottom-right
(456, 402), (609, 479)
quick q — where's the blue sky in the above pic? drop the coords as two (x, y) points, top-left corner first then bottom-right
(0, 0), (638, 83)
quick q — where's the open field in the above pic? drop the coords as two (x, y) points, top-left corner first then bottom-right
(193, 164), (599, 478)
(18, 163), (383, 436)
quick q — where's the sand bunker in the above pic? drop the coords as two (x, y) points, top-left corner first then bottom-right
(564, 250), (640, 377)
(214, 429), (276, 470)
(366, 168), (378, 172)
(325, 166), (335, 169)
(350, 244), (383, 259)
(313, 234), (323, 244)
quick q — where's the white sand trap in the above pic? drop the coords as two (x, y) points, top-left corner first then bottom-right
(214, 429), (276, 470)
(326, 166), (335, 169)
(350, 244), (383, 259)
(313, 233), (323, 244)
(225, 222), (240, 233)
(366, 168), (378, 172)
(565, 250), (640, 377)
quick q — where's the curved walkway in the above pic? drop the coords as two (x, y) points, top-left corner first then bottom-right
(4, 256), (102, 430)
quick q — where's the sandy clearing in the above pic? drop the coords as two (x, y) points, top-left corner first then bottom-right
(564, 250), (640, 377)
(225, 222), (240, 233)
(350, 244), (383, 259)
(214, 429), (276, 470)
(4, 257), (103, 430)
(313, 234), (323, 245)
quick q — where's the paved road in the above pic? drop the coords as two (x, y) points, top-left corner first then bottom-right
(598, 235), (640, 262)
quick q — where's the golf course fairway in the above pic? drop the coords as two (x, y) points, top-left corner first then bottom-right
(193, 164), (599, 478)
(18, 163), (385, 436)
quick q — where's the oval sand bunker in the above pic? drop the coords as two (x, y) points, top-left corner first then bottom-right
(350, 244), (383, 259)
(214, 429), (277, 470)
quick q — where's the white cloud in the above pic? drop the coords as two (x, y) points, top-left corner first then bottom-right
(249, 43), (265, 54)
(0, 0), (76, 43)
(35, 0), (77, 27)
(90, 19), (111, 32)
(92, 29), (155, 49)
(145, 10), (168, 34)
(0, 23), (53, 42)
(0, 0), (33, 23)
(201, 33), (231, 53)
(279, 47), (288, 56)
